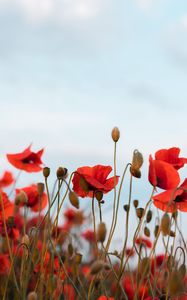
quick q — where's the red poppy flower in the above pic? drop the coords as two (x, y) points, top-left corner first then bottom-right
(152, 179), (187, 213)
(64, 208), (85, 226)
(63, 284), (75, 300)
(97, 296), (114, 300)
(7, 145), (44, 172)
(0, 171), (14, 188)
(82, 229), (95, 243)
(125, 247), (135, 257)
(135, 237), (152, 249)
(148, 155), (180, 190)
(123, 276), (135, 300)
(155, 147), (187, 170)
(0, 217), (20, 240)
(16, 184), (47, 212)
(72, 165), (119, 198)
(0, 191), (14, 220)
(0, 254), (10, 275)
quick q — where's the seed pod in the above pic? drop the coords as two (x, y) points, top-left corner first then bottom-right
(111, 127), (120, 142)
(136, 208), (144, 219)
(154, 225), (159, 237)
(161, 213), (170, 236)
(132, 150), (143, 170)
(123, 204), (129, 212)
(75, 253), (82, 265)
(43, 167), (50, 178)
(69, 191), (79, 209)
(79, 177), (89, 192)
(22, 234), (30, 247)
(56, 167), (67, 179)
(68, 243), (74, 257)
(95, 191), (103, 202)
(90, 260), (104, 275)
(133, 199), (139, 208)
(27, 291), (38, 300)
(97, 222), (107, 243)
(146, 210), (152, 223)
(144, 227), (150, 237)
(37, 182), (44, 196)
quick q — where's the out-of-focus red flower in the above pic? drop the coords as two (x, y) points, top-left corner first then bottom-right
(148, 155), (180, 190)
(153, 179), (187, 213)
(0, 217), (20, 240)
(81, 265), (90, 276)
(82, 229), (95, 243)
(0, 191), (14, 220)
(16, 184), (47, 212)
(151, 254), (165, 274)
(97, 296), (114, 300)
(125, 247), (135, 257)
(72, 165), (119, 198)
(0, 254), (10, 275)
(7, 145), (44, 172)
(123, 276), (135, 300)
(155, 147), (187, 170)
(138, 285), (149, 299)
(63, 284), (75, 300)
(135, 237), (152, 249)
(0, 171), (14, 188)
(64, 208), (85, 226)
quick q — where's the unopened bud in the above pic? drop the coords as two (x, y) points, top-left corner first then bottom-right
(131, 150), (143, 170)
(95, 191), (103, 202)
(97, 222), (107, 243)
(161, 213), (170, 236)
(43, 167), (50, 178)
(169, 230), (176, 237)
(37, 182), (44, 196)
(69, 191), (79, 209)
(123, 204), (129, 212)
(146, 210), (152, 223)
(133, 199), (139, 208)
(138, 257), (150, 276)
(27, 291), (38, 300)
(111, 127), (120, 142)
(154, 225), (159, 237)
(130, 167), (141, 178)
(56, 167), (67, 179)
(75, 253), (82, 265)
(90, 260), (104, 275)
(22, 234), (30, 246)
(68, 243), (74, 257)
(144, 227), (150, 237)
(136, 208), (144, 219)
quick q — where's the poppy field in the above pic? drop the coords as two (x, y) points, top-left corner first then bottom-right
(0, 127), (187, 300)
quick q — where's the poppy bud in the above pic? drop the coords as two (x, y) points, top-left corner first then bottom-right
(146, 210), (152, 223)
(123, 204), (129, 212)
(136, 208), (144, 219)
(56, 167), (67, 179)
(144, 227), (150, 237)
(27, 291), (38, 300)
(111, 127), (120, 142)
(79, 176), (89, 192)
(131, 149), (143, 170)
(97, 222), (107, 243)
(43, 167), (50, 178)
(37, 182), (44, 196)
(161, 213), (170, 236)
(169, 230), (176, 237)
(75, 253), (82, 265)
(69, 191), (79, 209)
(22, 234), (30, 246)
(90, 260), (104, 275)
(15, 191), (28, 205)
(154, 225), (159, 237)
(95, 191), (103, 202)
(133, 199), (139, 208)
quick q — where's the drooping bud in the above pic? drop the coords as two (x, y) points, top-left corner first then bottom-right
(90, 260), (104, 275)
(136, 208), (144, 219)
(95, 191), (103, 202)
(161, 213), (170, 236)
(37, 182), (45, 196)
(43, 167), (50, 178)
(133, 199), (139, 208)
(154, 225), (159, 237)
(131, 149), (144, 170)
(111, 127), (120, 142)
(97, 222), (107, 243)
(146, 210), (152, 223)
(144, 227), (150, 237)
(56, 167), (68, 179)
(123, 204), (129, 212)
(69, 191), (79, 209)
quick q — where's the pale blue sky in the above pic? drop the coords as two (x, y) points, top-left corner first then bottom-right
(0, 0), (187, 249)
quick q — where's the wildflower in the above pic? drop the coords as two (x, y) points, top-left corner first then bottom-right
(0, 254), (10, 275)
(0, 171), (14, 188)
(125, 247), (135, 257)
(64, 208), (85, 226)
(152, 178), (187, 213)
(16, 184), (47, 212)
(0, 191), (14, 220)
(7, 145), (44, 172)
(135, 237), (152, 248)
(0, 217), (20, 240)
(72, 165), (119, 198)
(82, 229), (95, 243)
(148, 155), (180, 190)
(155, 147), (187, 170)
